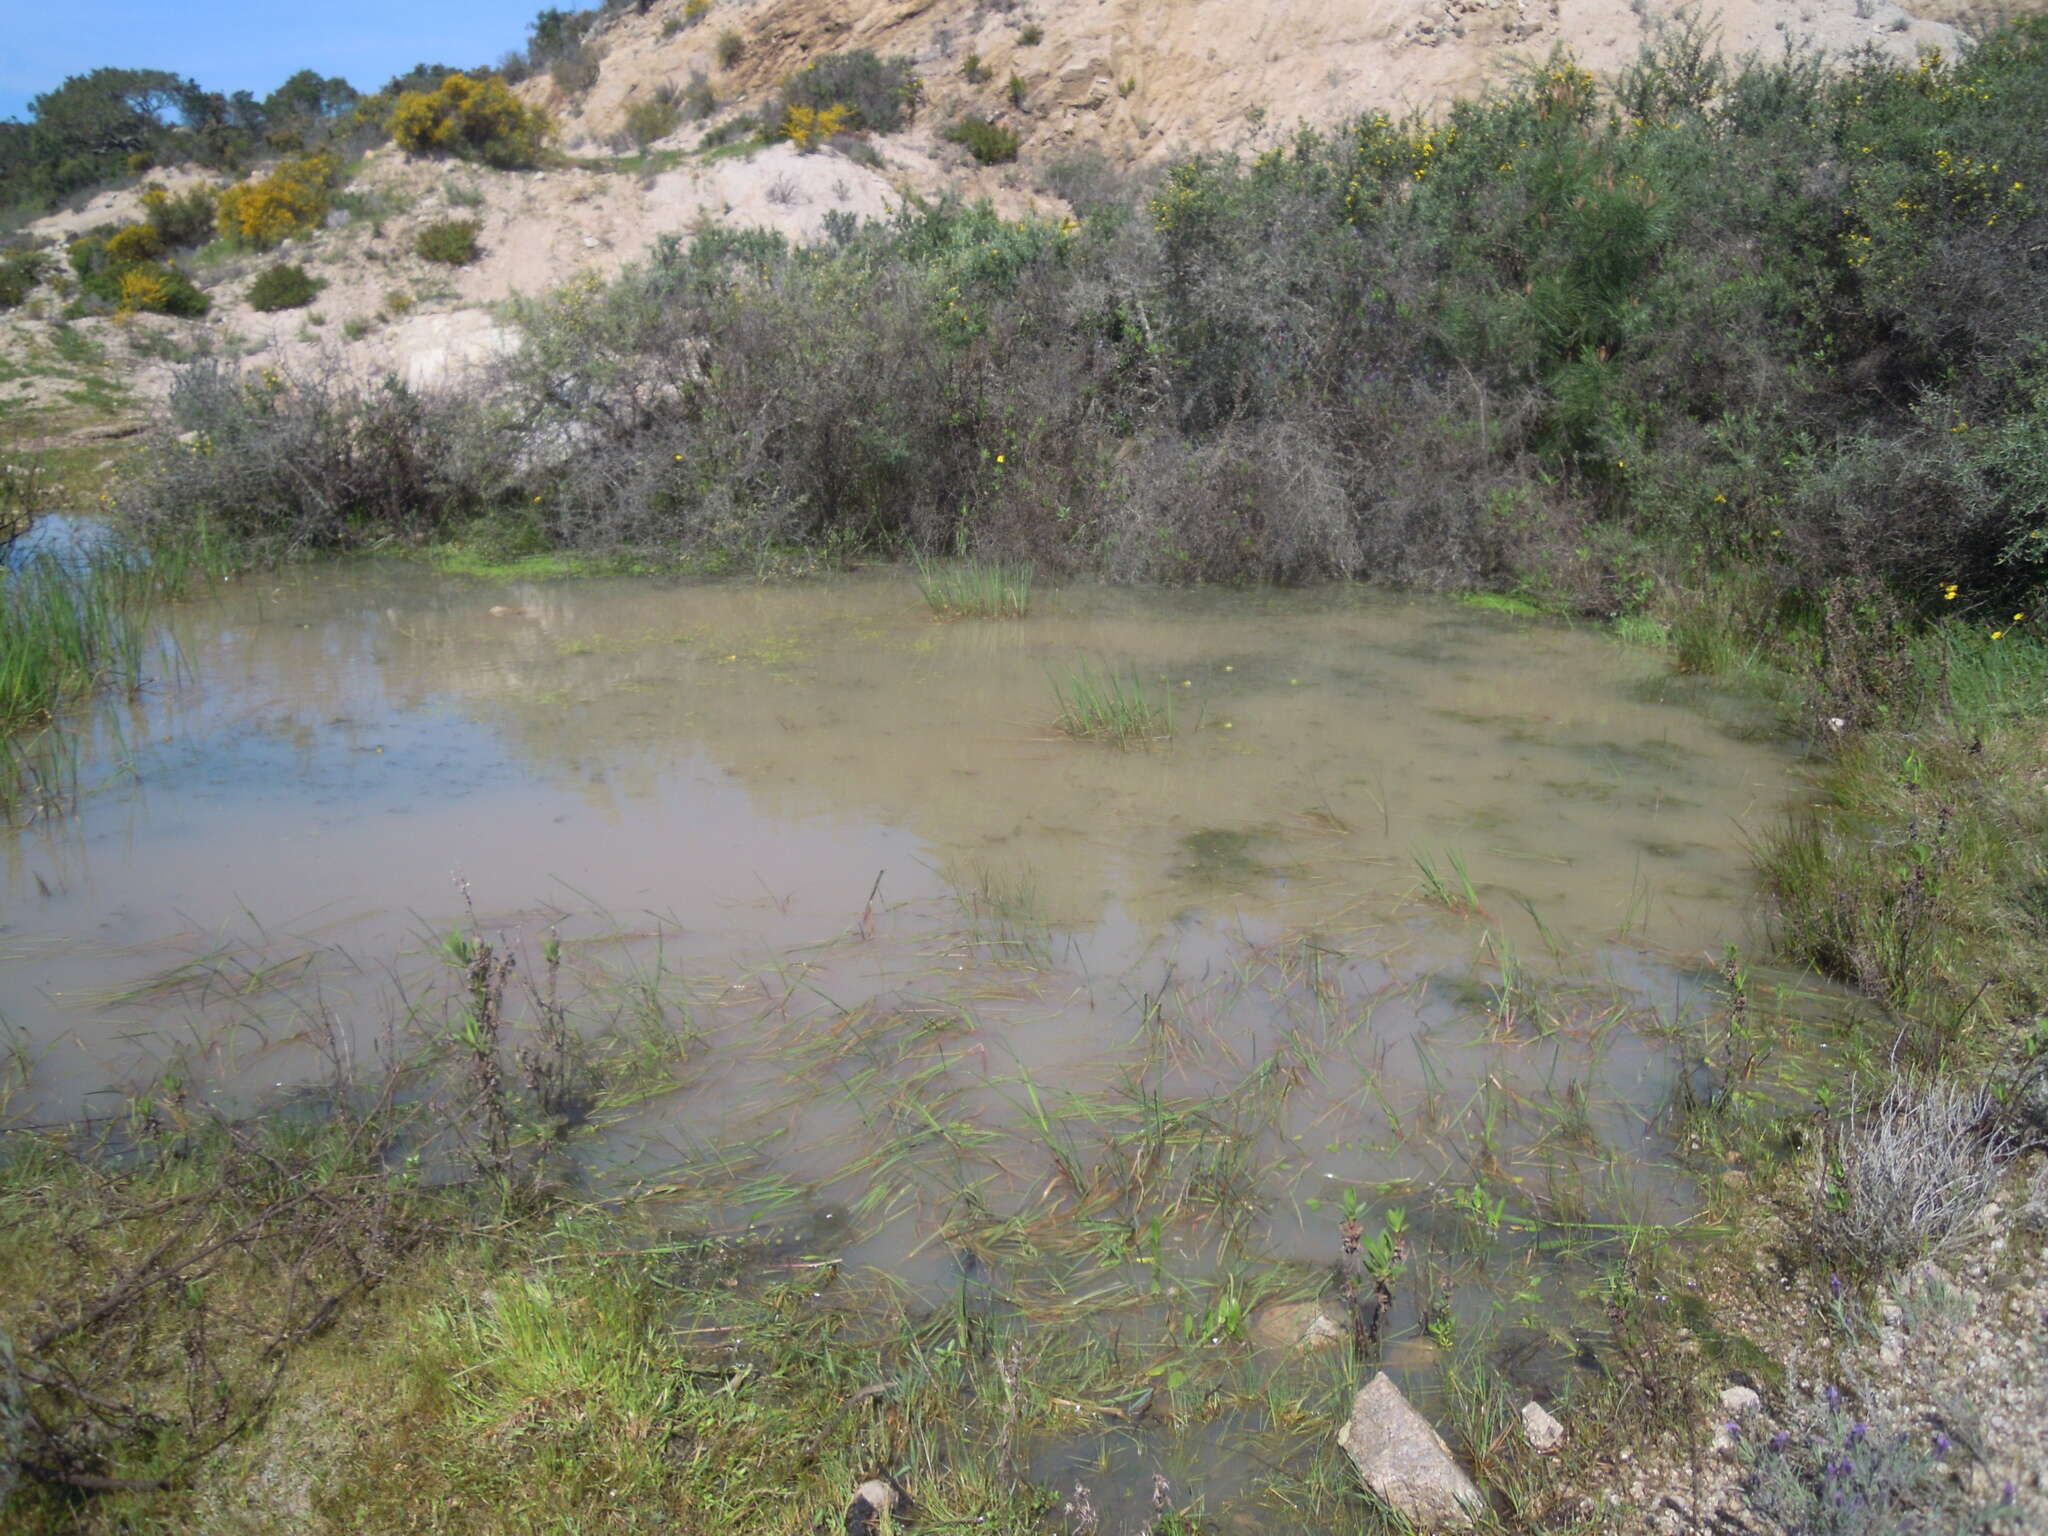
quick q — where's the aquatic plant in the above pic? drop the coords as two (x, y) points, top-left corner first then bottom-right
(1411, 847), (1482, 916)
(1050, 661), (1172, 745)
(912, 553), (1032, 619)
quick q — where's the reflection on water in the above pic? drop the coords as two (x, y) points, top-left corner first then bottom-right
(0, 564), (1808, 1522)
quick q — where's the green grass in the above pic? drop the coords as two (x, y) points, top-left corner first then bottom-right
(912, 553), (1032, 619)
(1051, 661), (1173, 745)
(1411, 847), (1482, 916)
(0, 551), (157, 732)
(1458, 592), (1555, 619)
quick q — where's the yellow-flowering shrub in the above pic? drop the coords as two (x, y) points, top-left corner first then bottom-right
(781, 103), (849, 150)
(215, 154), (337, 248)
(389, 74), (551, 169)
(116, 267), (171, 315)
(104, 223), (166, 264)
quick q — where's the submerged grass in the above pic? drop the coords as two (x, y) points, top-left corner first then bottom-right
(1051, 662), (1173, 746)
(914, 554), (1033, 620)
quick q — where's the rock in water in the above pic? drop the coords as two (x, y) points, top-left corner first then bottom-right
(1521, 1399), (1564, 1451)
(1249, 1298), (1347, 1353)
(1338, 1373), (1485, 1528)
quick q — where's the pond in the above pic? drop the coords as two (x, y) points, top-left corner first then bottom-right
(0, 563), (1812, 1525)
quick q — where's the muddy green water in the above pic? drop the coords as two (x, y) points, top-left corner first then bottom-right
(1, 565), (1808, 1521)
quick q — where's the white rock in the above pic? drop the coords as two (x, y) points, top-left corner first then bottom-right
(1521, 1400), (1564, 1452)
(1712, 1385), (1762, 1456)
(1338, 1373), (1485, 1528)
(1720, 1384), (1761, 1417)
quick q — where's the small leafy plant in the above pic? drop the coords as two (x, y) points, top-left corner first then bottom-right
(415, 218), (482, 266)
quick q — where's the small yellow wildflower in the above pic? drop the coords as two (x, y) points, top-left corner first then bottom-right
(1713, 493), (1727, 503)
(995, 454), (1006, 464)
(1943, 583), (1959, 600)
(1992, 630), (2006, 640)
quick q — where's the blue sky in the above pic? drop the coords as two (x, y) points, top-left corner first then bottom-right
(1, 2), (541, 122)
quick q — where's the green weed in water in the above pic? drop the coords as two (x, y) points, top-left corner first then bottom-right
(1050, 662), (1172, 746)
(1411, 847), (1482, 916)
(913, 554), (1033, 619)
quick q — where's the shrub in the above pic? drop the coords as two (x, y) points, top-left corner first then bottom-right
(1019, 23), (1043, 45)
(963, 54), (988, 84)
(765, 51), (917, 136)
(141, 182), (221, 248)
(248, 262), (319, 312)
(127, 360), (513, 553)
(1008, 74), (1028, 109)
(0, 249), (51, 309)
(1739, 1385), (2013, 1535)
(389, 74), (552, 169)
(416, 218), (482, 265)
(215, 154), (337, 248)
(943, 115), (1019, 164)
(781, 103), (848, 151)
(624, 88), (683, 146)
(715, 29), (744, 68)
(114, 263), (208, 318)
(681, 71), (716, 121)
(104, 222), (165, 264)
(1807, 1081), (2014, 1276)
(551, 42), (602, 96)
(683, 0), (710, 22)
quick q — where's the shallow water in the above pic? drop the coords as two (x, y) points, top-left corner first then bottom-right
(1, 563), (1809, 1516)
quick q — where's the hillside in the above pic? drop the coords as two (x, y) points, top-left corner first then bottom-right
(0, 0), (2019, 470)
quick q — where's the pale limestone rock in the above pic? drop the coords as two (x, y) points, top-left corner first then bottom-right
(1338, 1372), (1485, 1528)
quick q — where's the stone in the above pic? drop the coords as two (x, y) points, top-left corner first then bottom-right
(1249, 1299), (1347, 1353)
(1521, 1400), (1564, 1451)
(1719, 1384), (1761, 1417)
(1338, 1372), (1485, 1528)
(1711, 1384), (1762, 1456)
(845, 1476), (906, 1536)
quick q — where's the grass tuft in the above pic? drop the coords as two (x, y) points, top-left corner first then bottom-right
(1050, 662), (1172, 745)
(912, 554), (1033, 619)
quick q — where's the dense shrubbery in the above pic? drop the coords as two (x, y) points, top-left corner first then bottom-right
(389, 74), (551, 169)
(215, 153), (337, 246)
(129, 362), (511, 551)
(140, 181), (220, 246)
(64, 229), (208, 317)
(762, 51), (919, 139)
(131, 21), (2048, 615)
(247, 261), (318, 310)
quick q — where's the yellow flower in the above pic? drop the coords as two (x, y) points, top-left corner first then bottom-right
(533, 495), (543, 502)
(1713, 493), (1727, 503)
(2015, 613), (2026, 622)
(995, 454), (1005, 464)
(1992, 630), (2005, 640)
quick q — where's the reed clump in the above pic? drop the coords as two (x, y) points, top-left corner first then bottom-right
(0, 552), (156, 732)
(1050, 662), (1172, 745)
(913, 554), (1033, 619)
